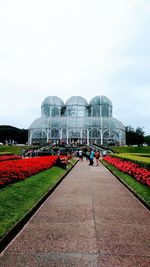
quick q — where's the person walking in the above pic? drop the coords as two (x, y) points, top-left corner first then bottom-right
(95, 150), (100, 166)
(78, 149), (83, 161)
(89, 149), (95, 165)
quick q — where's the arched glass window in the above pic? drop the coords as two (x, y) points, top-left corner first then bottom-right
(67, 106), (87, 117)
(93, 105), (100, 117)
(68, 128), (81, 138)
(41, 104), (50, 117)
(51, 107), (59, 117)
(49, 128), (60, 139)
(89, 128), (101, 139)
(102, 106), (109, 117)
(32, 130), (47, 143)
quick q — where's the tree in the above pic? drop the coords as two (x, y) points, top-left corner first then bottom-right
(125, 126), (145, 146)
(0, 125), (28, 144)
(144, 135), (150, 146)
(135, 127), (145, 146)
(125, 126), (135, 145)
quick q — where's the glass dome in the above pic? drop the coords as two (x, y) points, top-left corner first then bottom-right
(65, 96), (88, 117)
(41, 96), (64, 107)
(89, 95), (112, 107)
(66, 96), (88, 106)
(89, 95), (112, 118)
(41, 96), (64, 117)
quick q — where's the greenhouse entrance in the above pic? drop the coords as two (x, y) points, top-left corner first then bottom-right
(68, 138), (87, 146)
(70, 138), (79, 144)
(30, 128), (122, 146)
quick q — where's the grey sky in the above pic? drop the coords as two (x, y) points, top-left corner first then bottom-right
(0, 0), (150, 134)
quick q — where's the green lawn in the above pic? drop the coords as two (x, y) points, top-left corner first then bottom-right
(102, 160), (150, 209)
(111, 153), (150, 162)
(0, 145), (33, 155)
(0, 160), (77, 240)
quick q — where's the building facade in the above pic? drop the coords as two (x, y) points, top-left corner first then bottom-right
(28, 95), (126, 145)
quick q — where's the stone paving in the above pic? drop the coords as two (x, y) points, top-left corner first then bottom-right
(0, 161), (150, 266)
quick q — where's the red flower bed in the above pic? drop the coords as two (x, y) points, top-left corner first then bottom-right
(104, 155), (150, 187)
(0, 156), (58, 187)
(0, 155), (21, 162)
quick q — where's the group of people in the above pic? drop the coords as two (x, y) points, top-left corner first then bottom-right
(89, 149), (101, 166)
(21, 148), (39, 158)
(78, 149), (105, 166)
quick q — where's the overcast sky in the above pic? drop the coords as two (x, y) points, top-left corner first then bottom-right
(0, 0), (150, 135)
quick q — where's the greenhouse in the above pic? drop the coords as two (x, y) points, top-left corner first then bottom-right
(28, 95), (126, 145)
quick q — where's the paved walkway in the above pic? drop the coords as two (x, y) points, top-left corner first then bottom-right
(0, 161), (150, 266)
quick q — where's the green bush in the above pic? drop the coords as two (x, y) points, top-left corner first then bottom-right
(110, 146), (150, 154)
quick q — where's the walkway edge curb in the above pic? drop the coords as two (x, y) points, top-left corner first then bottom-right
(0, 160), (79, 254)
(101, 160), (150, 211)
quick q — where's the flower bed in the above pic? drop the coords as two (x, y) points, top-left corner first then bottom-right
(0, 156), (58, 187)
(111, 153), (150, 170)
(0, 155), (21, 162)
(104, 155), (150, 187)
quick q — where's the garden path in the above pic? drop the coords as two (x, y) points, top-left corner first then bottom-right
(0, 160), (150, 266)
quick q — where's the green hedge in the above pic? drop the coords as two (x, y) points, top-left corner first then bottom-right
(110, 146), (150, 154)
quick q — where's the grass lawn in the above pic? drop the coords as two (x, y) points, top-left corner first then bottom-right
(0, 160), (77, 240)
(0, 145), (33, 155)
(102, 160), (150, 209)
(112, 153), (150, 162)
